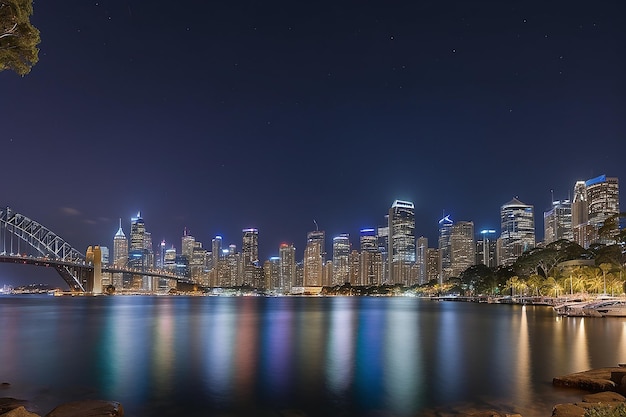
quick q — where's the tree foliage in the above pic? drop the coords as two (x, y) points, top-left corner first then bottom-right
(0, 0), (40, 75)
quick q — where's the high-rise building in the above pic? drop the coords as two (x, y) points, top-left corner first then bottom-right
(426, 248), (440, 284)
(279, 243), (296, 293)
(359, 228), (377, 252)
(332, 234), (350, 285)
(181, 228), (195, 262)
(377, 223), (389, 284)
(303, 239), (323, 287)
(307, 230), (326, 262)
(586, 175), (619, 243)
(242, 228), (259, 265)
(543, 199), (572, 244)
(360, 250), (382, 286)
(388, 200), (415, 285)
(112, 220), (128, 290)
(498, 198), (535, 266)
(438, 214), (453, 283)
(450, 221), (475, 277)
(572, 181), (590, 247)
(477, 229), (497, 267)
(264, 257), (281, 291)
(128, 212), (145, 270)
(416, 236), (428, 285)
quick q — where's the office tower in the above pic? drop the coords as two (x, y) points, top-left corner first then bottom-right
(360, 249), (382, 286)
(349, 249), (360, 285)
(279, 243), (296, 293)
(388, 200), (415, 285)
(242, 228), (259, 265)
(307, 230), (326, 262)
(416, 236), (428, 285)
(360, 228), (377, 252)
(264, 257), (281, 292)
(426, 248), (440, 283)
(181, 228), (195, 261)
(113, 219), (128, 268)
(498, 198), (535, 266)
(543, 199), (573, 244)
(477, 229), (497, 267)
(164, 246), (177, 272)
(377, 223), (389, 284)
(143, 231), (154, 270)
(332, 234), (350, 285)
(128, 212), (145, 270)
(438, 214), (453, 284)
(303, 238), (323, 286)
(212, 236), (223, 264)
(157, 239), (166, 269)
(572, 181), (590, 247)
(586, 175), (619, 243)
(450, 221), (475, 277)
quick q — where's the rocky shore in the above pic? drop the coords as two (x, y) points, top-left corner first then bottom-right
(2, 366), (626, 417)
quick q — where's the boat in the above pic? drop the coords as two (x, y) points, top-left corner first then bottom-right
(554, 297), (626, 317)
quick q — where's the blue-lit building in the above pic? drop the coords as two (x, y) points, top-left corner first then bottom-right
(438, 214), (453, 284)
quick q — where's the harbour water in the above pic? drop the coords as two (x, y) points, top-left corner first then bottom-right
(1, 295), (625, 416)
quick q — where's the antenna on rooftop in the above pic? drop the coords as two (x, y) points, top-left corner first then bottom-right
(313, 219), (319, 231)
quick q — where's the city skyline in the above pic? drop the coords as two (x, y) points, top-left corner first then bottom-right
(2, 1), (625, 285)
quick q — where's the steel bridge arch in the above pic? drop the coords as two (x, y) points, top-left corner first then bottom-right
(1, 206), (86, 291)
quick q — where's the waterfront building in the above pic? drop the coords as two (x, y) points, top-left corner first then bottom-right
(279, 243), (296, 293)
(323, 260), (333, 286)
(498, 198), (535, 266)
(388, 200), (415, 286)
(360, 249), (382, 286)
(307, 230), (326, 263)
(438, 214), (453, 283)
(332, 234), (350, 285)
(450, 221), (475, 277)
(349, 249), (360, 285)
(303, 239), (323, 286)
(543, 199), (573, 245)
(264, 257), (280, 291)
(128, 212), (145, 271)
(416, 236), (428, 285)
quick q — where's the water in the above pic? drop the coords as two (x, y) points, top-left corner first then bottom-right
(1, 295), (625, 417)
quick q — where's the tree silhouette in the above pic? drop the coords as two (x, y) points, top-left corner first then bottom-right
(0, 0), (40, 75)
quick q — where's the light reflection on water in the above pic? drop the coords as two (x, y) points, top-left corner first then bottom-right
(0, 295), (624, 417)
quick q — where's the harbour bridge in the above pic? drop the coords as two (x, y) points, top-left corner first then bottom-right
(0, 206), (192, 293)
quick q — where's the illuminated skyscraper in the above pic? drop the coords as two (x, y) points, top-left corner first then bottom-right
(438, 214), (453, 284)
(307, 230), (326, 262)
(543, 199), (572, 244)
(242, 228), (259, 265)
(377, 223), (389, 284)
(128, 212), (145, 270)
(181, 228), (195, 261)
(112, 219), (127, 290)
(450, 221), (475, 277)
(303, 239), (323, 286)
(417, 236), (428, 285)
(572, 181), (590, 247)
(477, 229), (497, 267)
(264, 257), (280, 292)
(388, 200), (415, 285)
(332, 234), (350, 285)
(279, 243), (296, 293)
(359, 228), (377, 252)
(586, 175), (619, 243)
(498, 198), (535, 266)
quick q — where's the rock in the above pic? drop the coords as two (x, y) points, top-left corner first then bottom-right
(551, 403), (586, 417)
(553, 367), (621, 392)
(0, 406), (40, 417)
(44, 400), (123, 417)
(582, 391), (626, 403)
(0, 399), (28, 414)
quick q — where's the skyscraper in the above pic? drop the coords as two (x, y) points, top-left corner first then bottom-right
(586, 175), (619, 243)
(388, 200), (415, 285)
(416, 236), (428, 285)
(128, 212), (145, 270)
(112, 219), (127, 290)
(303, 239), (323, 286)
(438, 214), (453, 284)
(181, 228), (195, 262)
(571, 180), (590, 247)
(450, 221), (475, 277)
(242, 228), (259, 265)
(543, 199), (572, 244)
(279, 243), (296, 293)
(332, 234), (350, 285)
(498, 198), (535, 266)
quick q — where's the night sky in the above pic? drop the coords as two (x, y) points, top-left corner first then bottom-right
(2, 1), (625, 286)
